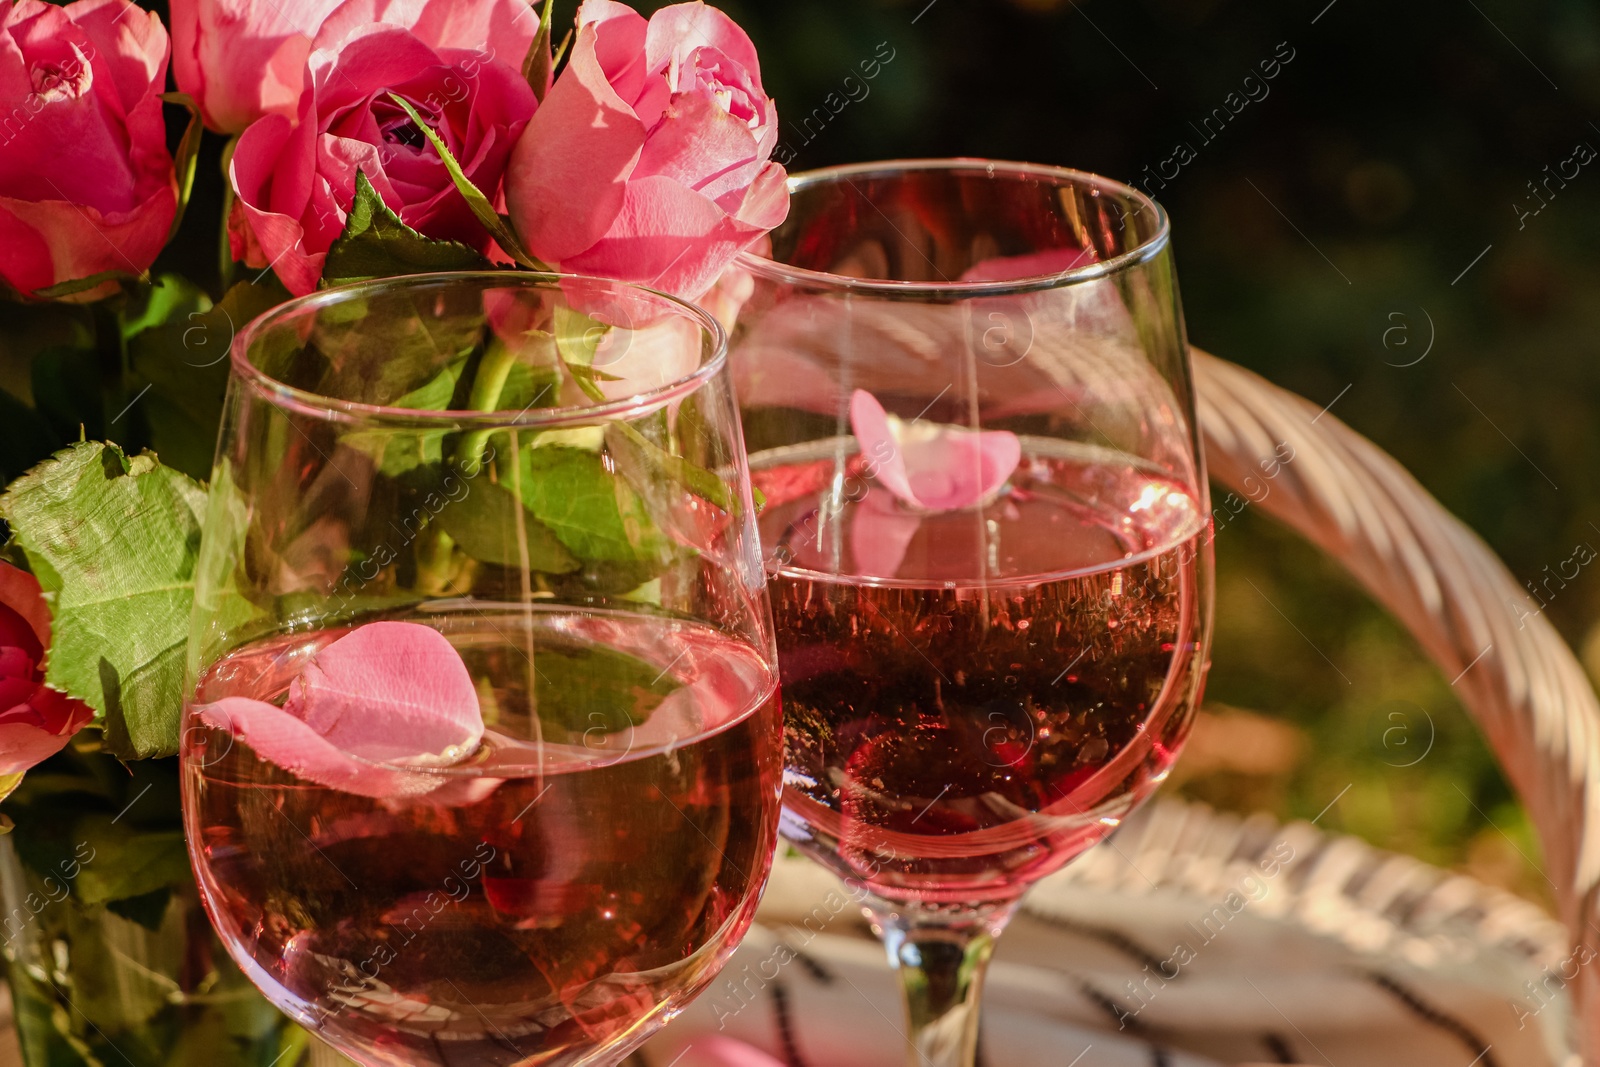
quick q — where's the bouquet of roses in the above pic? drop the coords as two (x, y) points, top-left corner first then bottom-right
(0, 0), (784, 1061)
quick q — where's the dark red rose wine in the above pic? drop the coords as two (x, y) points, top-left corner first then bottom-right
(182, 607), (782, 1067)
(754, 439), (1208, 904)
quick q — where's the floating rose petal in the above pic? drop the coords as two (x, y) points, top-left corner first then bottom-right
(957, 246), (1097, 283)
(408, 775), (506, 809)
(849, 489), (921, 580)
(849, 389), (1021, 512)
(199, 622), (484, 798)
(288, 622), (483, 765)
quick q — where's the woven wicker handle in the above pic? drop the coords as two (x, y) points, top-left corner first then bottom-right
(1195, 350), (1600, 1060)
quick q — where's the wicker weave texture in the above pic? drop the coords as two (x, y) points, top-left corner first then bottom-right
(1194, 351), (1600, 1061)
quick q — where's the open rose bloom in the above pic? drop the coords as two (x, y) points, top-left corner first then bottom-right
(224, 0), (787, 298)
(0, 0), (176, 298)
(229, 0), (539, 295)
(169, 0), (346, 134)
(506, 0), (789, 300)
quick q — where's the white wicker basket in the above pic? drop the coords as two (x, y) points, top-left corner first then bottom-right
(1195, 350), (1600, 1061)
(645, 795), (1572, 1066)
(637, 350), (1598, 1067)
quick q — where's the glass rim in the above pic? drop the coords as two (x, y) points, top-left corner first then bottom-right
(230, 271), (729, 429)
(736, 157), (1171, 296)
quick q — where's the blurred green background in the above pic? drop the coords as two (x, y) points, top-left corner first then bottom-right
(679, 0), (1600, 902)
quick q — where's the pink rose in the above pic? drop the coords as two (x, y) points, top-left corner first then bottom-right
(0, 0), (176, 299)
(0, 564), (93, 777)
(505, 0), (789, 301)
(229, 0), (539, 296)
(170, 0), (345, 134)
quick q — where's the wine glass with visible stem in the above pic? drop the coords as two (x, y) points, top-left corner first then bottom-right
(725, 160), (1213, 1067)
(179, 273), (783, 1067)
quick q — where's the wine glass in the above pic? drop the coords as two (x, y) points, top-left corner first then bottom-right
(725, 160), (1213, 1067)
(179, 273), (782, 1067)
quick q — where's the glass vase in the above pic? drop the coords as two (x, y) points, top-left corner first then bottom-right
(0, 751), (356, 1067)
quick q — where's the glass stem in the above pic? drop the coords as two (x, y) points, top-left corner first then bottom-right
(865, 895), (1017, 1067)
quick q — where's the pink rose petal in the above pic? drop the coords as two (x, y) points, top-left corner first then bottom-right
(901, 424), (1023, 511)
(0, 563), (94, 777)
(398, 774), (504, 810)
(0, 723), (79, 777)
(170, 0), (343, 134)
(645, 5), (763, 80)
(199, 697), (443, 798)
(0, 648), (34, 680)
(958, 246), (1097, 283)
(0, 564), (51, 650)
(849, 389), (1022, 512)
(0, 685), (93, 777)
(0, 0), (176, 297)
(632, 87), (764, 202)
(200, 622), (484, 798)
(849, 489), (922, 580)
(0, 724), (82, 776)
(311, 0), (536, 66)
(229, 114), (325, 295)
(504, 0), (787, 301)
(227, 0), (536, 295)
(287, 622), (483, 766)
(506, 8), (647, 264)
(848, 388), (917, 504)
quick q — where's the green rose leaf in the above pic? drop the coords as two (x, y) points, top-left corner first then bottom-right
(553, 305), (606, 369)
(522, 0), (557, 101)
(121, 272), (210, 341)
(346, 356), (469, 478)
(518, 444), (673, 563)
(322, 170), (491, 288)
(540, 555), (688, 599)
(499, 357), (563, 412)
(29, 270), (144, 301)
(71, 816), (191, 907)
(160, 92), (205, 244)
(394, 358), (468, 410)
(606, 422), (744, 514)
(533, 642), (680, 738)
(433, 474), (580, 573)
(435, 440), (680, 576)
(0, 442), (206, 759)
